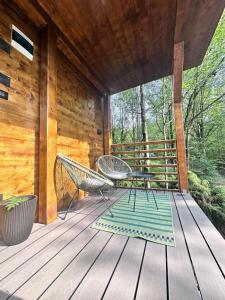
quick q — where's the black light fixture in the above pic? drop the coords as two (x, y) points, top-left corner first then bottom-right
(0, 37), (10, 54)
(0, 72), (10, 88)
(97, 128), (102, 135)
(0, 90), (8, 100)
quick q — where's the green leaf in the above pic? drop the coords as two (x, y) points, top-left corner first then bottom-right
(4, 196), (31, 211)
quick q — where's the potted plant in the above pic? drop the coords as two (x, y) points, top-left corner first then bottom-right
(0, 195), (37, 246)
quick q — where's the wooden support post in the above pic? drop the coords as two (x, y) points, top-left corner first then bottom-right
(39, 25), (58, 224)
(173, 42), (188, 191)
(103, 95), (112, 155)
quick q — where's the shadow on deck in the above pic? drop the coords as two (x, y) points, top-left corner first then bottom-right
(0, 189), (224, 299)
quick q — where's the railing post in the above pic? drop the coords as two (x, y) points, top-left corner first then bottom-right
(39, 24), (58, 224)
(103, 94), (112, 155)
(173, 42), (188, 191)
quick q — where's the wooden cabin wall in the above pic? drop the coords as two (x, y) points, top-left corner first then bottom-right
(57, 52), (103, 167)
(0, 2), (40, 197)
(56, 52), (103, 208)
(0, 3), (104, 210)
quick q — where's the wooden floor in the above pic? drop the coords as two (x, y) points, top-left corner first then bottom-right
(0, 189), (225, 300)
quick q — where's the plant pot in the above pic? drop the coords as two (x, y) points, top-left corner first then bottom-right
(0, 195), (37, 246)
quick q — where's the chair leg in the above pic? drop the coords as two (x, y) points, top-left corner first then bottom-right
(99, 189), (114, 217)
(58, 189), (79, 220)
(145, 179), (149, 202)
(128, 180), (134, 203)
(134, 177), (138, 211)
(133, 188), (136, 211)
(146, 188), (149, 202)
(151, 190), (158, 210)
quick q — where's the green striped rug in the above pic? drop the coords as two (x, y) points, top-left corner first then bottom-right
(92, 191), (175, 247)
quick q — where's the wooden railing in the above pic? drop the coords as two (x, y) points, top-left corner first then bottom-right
(111, 139), (179, 191)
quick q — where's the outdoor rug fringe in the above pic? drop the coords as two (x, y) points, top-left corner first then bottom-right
(91, 191), (175, 247)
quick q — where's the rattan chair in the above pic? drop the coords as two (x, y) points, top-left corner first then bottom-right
(57, 154), (114, 219)
(97, 155), (132, 182)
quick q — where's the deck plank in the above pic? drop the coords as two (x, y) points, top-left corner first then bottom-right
(0, 215), (96, 299)
(182, 192), (225, 276)
(174, 192), (225, 300)
(32, 222), (45, 232)
(136, 189), (198, 300)
(103, 237), (145, 300)
(88, 189), (126, 216)
(0, 213), (86, 281)
(136, 242), (167, 300)
(6, 227), (100, 300)
(38, 231), (112, 300)
(58, 193), (105, 215)
(0, 190), (118, 259)
(69, 234), (128, 299)
(0, 193), (103, 251)
(136, 187), (167, 299)
(0, 189), (224, 300)
(167, 192), (201, 299)
(0, 220), (45, 250)
(0, 214), (75, 253)
(0, 213), (75, 263)
(6, 190), (124, 300)
(0, 197), (103, 257)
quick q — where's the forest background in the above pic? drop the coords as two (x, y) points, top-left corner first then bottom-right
(111, 13), (225, 236)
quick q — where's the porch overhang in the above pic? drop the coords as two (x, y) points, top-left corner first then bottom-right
(12, 0), (224, 95)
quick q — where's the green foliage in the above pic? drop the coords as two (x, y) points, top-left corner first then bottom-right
(188, 171), (211, 202)
(3, 196), (30, 211)
(189, 170), (225, 237)
(199, 202), (225, 238)
(188, 170), (225, 206)
(111, 13), (225, 237)
(189, 154), (219, 182)
(211, 186), (225, 206)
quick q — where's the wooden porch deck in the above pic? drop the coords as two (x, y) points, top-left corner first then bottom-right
(0, 189), (225, 300)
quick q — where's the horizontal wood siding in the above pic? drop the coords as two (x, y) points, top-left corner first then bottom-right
(0, 2), (40, 197)
(56, 52), (103, 208)
(0, 4), (104, 215)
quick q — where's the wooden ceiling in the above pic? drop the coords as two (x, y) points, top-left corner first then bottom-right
(13, 0), (224, 95)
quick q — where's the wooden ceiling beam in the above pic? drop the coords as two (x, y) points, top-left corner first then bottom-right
(175, 0), (224, 69)
(11, 0), (46, 28)
(12, 0), (224, 94)
(34, 0), (177, 95)
(30, 0), (109, 95)
(12, 0), (108, 95)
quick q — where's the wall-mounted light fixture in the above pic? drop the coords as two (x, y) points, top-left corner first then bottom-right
(0, 72), (10, 87)
(0, 37), (10, 54)
(0, 90), (8, 100)
(97, 128), (102, 135)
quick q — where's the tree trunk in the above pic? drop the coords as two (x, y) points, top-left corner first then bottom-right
(185, 131), (190, 169)
(140, 85), (148, 143)
(140, 85), (149, 186)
